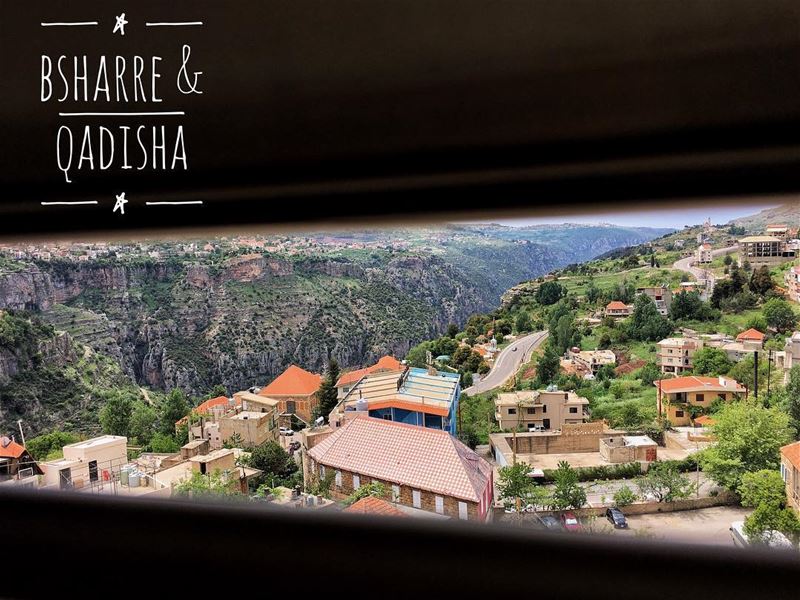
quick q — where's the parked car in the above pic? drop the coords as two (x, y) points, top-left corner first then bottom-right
(606, 507), (628, 529)
(279, 427), (294, 436)
(538, 515), (563, 531)
(560, 512), (583, 532)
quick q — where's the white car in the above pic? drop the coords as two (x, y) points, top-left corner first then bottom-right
(279, 427), (294, 436)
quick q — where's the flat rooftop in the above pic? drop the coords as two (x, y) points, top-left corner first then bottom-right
(342, 367), (459, 410)
(64, 435), (126, 450)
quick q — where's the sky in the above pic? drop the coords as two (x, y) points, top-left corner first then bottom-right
(467, 202), (778, 230)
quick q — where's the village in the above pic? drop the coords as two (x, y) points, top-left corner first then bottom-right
(2, 220), (800, 549)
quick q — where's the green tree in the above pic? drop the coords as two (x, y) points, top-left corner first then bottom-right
(727, 354), (774, 392)
(749, 266), (775, 296)
(739, 470), (787, 509)
(247, 441), (298, 486)
(498, 462), (533, 504)
(535, 343), (561, 386)
(173, 470), (241, 499)
(160, 388), (190, 435)
(346, 481), (386, 505)
(636, 462), (694, 502)
(515, 311), (533, 333)
(692, 347), (733, 376)
(785, 365), (800, 438)
(701, 401), (792, 492)
(550, 461), (587, 510)
(458, 425), (480, 450)
(626, 295), (673, 342)
(670, 291), (715, 322)
(129, 401), (158, 446)
(316, 357), (341, 421)
(745, 314), (768, 333)
(26, 431), (80, 461)
(446, 323), (460, 338)
(743, 504), (800, 545)
(99, 391), (134, 437)
(613, 485), (637, 507)
(535, 281), (566, 306)
(637, 362), (661, 386)
(763, 298), (797, 333)
(223, 432), (244, 449)
(148, 432), (180, 453)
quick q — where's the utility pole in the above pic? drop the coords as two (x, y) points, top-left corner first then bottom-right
(753, 350), (759, 400)
(766, 350), (773, 402)
(16, 420), (26, 448)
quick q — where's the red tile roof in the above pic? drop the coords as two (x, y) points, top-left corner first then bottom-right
(694, 415), (716, 427)
(336, 356), (404, 388)
(309, 416), (492, 503)
(736, 328), (765, 342)
(654, 375), (746, 394)
(0, 438), (26, 459)
(176, 395), (239, 425)
(344, 496), (408, 517)
(260, 365), (322, 397)
(781, 441), (800, 470)
(606, 301), (629, 311)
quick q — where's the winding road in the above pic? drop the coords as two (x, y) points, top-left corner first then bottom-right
(463, 331), (548, 395)
(672, 245), (737, 296)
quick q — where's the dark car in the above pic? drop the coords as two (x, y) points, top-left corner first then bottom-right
(606, 507), (628, 529)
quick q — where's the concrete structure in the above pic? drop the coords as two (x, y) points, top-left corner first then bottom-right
(42, 435), (127, 490)
(785, 266), (800, 303)
(780, 441), (800, 515)
(696, 243), (713, 264)
(188, 448), (259, 494)
(219, 410), (278, 447)
(494, 388), (589, 432)
(636, 286), (673, 316)
(657, 337), (703, 374)
(737, 235), (795, 267)
(783, 331), (800, 385)
(258, 365), (322, 424)
(567, 347), (616, 375)
(489, 422), (621, 468)
(719, 328), (765, 361)
(306, 416), (493, 521)
(600, 435), (658, 464)
(176, 395), (239, 428)
(655, 376), (746, 427)
(766, 224), (790, 241)
(330, 367), (460, 435)
(605, 301), (632, 318)
(335, 355), (404, 399)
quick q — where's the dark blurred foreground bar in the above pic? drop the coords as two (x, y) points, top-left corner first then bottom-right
(2, 0), (800, 236)
(0, 487), (797, 599)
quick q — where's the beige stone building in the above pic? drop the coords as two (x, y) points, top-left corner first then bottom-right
(657, 337), (702, 375)
(780, 441), (800, 514)
(306, 416), (493, 521)
(599, 435), (658, 464)
(654, 375), (746, 426)
(636, 286), (672, 316)
(738, 235), (794, 267)
(567, 347), (616, 375)
(42, 435), (128, 490)
(219, 410), (279, 448)
(494, 388), (589, 432)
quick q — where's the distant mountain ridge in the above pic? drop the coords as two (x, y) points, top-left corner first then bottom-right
(730, 201), (800, 232)
(0, 223), (669, 434)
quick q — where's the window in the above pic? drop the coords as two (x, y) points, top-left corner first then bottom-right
(780, 463), (788, 483)
(353, 475), (360, 490)
(392, 484), (400, 502)
(335, 470), (342, 487)
(88, 460), (98, 483)
(508, 408), (517, 415)
(526, 407), (535, 414)
(675, 410), (685, 418)
(435, 496), (444, 514)
(569, 407), (577, 414)
(458, 501), (468, 520)
(412, 489), (421, 508)
(696, 394), (704, 402)
(718, 393), (727, 401)
(320, 465), (326, 478)
(542, 405), (546, 413)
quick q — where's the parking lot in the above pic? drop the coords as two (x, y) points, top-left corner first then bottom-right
(609, 506), (751, 546)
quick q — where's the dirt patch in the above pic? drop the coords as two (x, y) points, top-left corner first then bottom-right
(615, 359), (645, 376)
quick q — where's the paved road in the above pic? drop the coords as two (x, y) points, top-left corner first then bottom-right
(672, 245), (737, 296)
(464, 331), (548, 395)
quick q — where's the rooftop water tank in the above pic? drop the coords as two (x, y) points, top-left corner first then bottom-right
(355, 399), (369, 412)
(128, 472), (140, 488)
